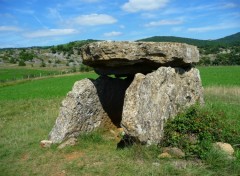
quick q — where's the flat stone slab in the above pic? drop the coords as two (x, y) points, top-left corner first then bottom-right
(81, 41), (199, 76)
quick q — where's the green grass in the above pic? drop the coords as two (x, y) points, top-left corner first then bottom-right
(0, 66), (240, 175)
(0, 72), (98, 100)
(198, 66), (240, 87)
(0, 68), (61, 81)
(0, 99), (223, 176)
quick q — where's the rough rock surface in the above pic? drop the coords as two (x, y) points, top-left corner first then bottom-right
(213, 142), (235, 156)
(158, 152), (172, 159)
(121, 67), (204, 145)
(40, 140), (53, 148)
(81, 41), (199, 76)
(57, 138), (78, 149)
(49, 76), (132, 143)
(163, 147), (185, 158)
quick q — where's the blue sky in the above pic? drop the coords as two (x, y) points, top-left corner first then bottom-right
(0, 0), (240, 48)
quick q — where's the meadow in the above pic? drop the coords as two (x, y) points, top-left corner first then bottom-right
(0, 67), (62, 82)
(0, 66), (240, 175)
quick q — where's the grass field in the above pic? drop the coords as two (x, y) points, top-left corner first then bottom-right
(0, 66), (240, 175)
(198, 66), (240, 87)
(0, 72), (98, 100)
(0, 67), (62, 82)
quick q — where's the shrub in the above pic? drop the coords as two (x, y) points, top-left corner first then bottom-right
(161, 105), (239, 159)
(79, 64), (93, 72)
(18, 60), (26, 66)
(9, 57), (16, 64)
(40, 61), (46, 67)
(55, 59), (61, 64)
(71, 66), (76, 72)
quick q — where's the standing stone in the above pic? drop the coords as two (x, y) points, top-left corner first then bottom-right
(49, 76), (132, 143)
(121, 67), (204, 145)
(49, 78), (107, 143)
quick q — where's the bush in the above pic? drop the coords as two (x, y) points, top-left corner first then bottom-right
(161, 105), (239, 159)
(9, 57), (16, 64)
(18, 60), (26, 66)
(40, 61), (46, 67)
(19, 50), (35, 61)
(55, 59), (61, 64)
(79, 64), (93, 72)
(71, 66), (76, 72)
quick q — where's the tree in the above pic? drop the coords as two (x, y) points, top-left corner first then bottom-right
(19, 50), (35, 61)
(9, 57), (16, 64)
(18, 60), (26, 66)
(40, 61), (46, 67)
(199, 56), (211, 66)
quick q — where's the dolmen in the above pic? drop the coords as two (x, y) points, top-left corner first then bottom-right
(48, 41), (204, 145)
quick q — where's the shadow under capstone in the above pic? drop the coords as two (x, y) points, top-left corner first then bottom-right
(92, 75), (134, 128)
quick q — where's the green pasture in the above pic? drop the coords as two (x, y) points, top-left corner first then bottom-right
(0, 66), (240, 175)
(0, 72), (98, 100)
(198, 66), (240, 87)
(0, 68), (61, 81)
(0, 66), (239, 101)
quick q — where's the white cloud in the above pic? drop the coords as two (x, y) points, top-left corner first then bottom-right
(15, 9), (35, 14)
(122, 0), (169, 12)
(145, 19), (183, 27)
(188, 2), (238, 12)
(81, 0), (100, 2)
(103, 31), (122, 37)
(119, 25), (125, 29)
(171, 27), (183, 32)
(188, 23), (240, 33)
(48, 8), (63, 21)
(67, 14), (117, 26)
(141, 13), (157, 19)
(0, 26), (21, 32)
(24, 29), (78, 38)
(221, 2), (238, 9)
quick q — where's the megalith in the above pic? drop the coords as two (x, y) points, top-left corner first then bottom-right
(121, 67), (204, 145)
(49, 76), (132, 143)
(48, 41), (204, 145)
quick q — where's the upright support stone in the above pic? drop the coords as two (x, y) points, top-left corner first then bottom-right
(121, 67), (204, 145)
(49, 76), (132, 143)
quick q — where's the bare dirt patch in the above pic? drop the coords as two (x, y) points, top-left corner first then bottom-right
(64, 151), (84, 161)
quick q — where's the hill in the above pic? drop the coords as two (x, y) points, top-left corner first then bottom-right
(137, 36), (212, 47)
(215, 32), (240, 45)
(137, 32), (240, 47)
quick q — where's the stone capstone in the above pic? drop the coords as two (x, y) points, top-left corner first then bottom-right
(81, 41), (199, 76)
(49, 76), (132, 143)
(121, 67), (204, 145)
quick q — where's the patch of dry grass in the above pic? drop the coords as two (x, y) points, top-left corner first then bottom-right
(205, 86), (240, 97)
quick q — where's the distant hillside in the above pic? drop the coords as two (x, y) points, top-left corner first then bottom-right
(215, 32), (240, 44)
(137, 36), (211, 47)
(137, 32), (240, 47)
